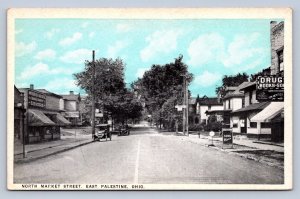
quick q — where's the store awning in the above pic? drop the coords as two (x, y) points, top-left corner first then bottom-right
(28, 109), (56, 126)
(251, 102), (284, 122)
(64, 111), (80, 118)
(56, 113), (71, 126)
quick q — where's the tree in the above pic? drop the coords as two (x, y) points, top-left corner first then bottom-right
(215, 72), (249, 98)
(74, 57), (143, 125)
(74, 58), (126, 99)
(133, 55), (192, 129)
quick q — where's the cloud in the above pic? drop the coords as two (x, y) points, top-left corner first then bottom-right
(44, 28), (60, 39)
(89, 32), (95, 38)
(44, 77), (78, 93)
(15, 41), (37, 57)
(60, 49), (95, 64)
(187, 32), (265, 71)
(116, 24), (131, 33)
(107, 41), (129, 59)
(136, 68), (148, 78)
(59, 32), (82, 46)
(221, 33), (264, 68)
(20, 62), (73, 80)
(34, 49), (56, 60)
(140, 30), (182, 62)
(187, 33), (225, 67)
(194, 71), (222, 87)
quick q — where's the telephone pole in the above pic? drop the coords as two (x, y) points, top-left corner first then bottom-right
(182, 75), (186, 135)
(91, 50), (96, 139)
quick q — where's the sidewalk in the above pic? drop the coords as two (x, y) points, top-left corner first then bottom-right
(159, 130), (284, 170)
(14, 133), (94, 164)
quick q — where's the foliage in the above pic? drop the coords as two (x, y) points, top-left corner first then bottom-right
(215, 72), (249, 98)
(189, 124), (203, 131)
(74, 57), (143, 124)
(133, 55), (193, 130)
(204, 122), (222, 132)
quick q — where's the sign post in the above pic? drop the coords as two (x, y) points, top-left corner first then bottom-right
(222, 129), (233, 149)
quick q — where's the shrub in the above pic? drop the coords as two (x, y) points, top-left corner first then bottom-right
(204, 122), (222, 132)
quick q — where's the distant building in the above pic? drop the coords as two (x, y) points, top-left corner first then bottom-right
(61, 91), (82, 126)
(189, 95), (223, 125)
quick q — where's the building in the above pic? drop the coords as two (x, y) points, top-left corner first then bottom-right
(189, 95), (223, 125)
(61, 91), (82, 126)
(230, 82), (272, 138)
(14, 86), (25, 142)
(19, 84), (70, 144)
(270, 21), (284, 75)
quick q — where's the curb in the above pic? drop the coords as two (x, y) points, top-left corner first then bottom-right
(14, 140), (95, 164)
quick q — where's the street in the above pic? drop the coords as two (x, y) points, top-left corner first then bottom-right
(14, 124), (284, 184)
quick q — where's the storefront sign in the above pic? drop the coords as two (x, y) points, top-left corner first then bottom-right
(28, 90), (46, 108)
(222, 130), (233, 145)
(256, 75), (284, 101)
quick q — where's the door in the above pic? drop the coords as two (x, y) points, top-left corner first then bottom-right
(240, 117), (247, 133)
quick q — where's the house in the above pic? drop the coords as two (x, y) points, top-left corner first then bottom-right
(61, 91), (82, 126)
(188, 95), (223, 125)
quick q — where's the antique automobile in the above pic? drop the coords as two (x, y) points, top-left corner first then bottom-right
(94, 124), (111, 141)
(117, 124), (130, 136)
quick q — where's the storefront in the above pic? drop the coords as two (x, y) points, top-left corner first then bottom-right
(20, 86), (71, 144)
(251, 102), (284, 142)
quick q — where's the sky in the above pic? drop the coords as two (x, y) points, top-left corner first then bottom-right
(15, 19), (278, 97)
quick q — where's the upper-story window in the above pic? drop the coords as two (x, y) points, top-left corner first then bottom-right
(242, 98), (245, 108)
(277, 48), (284, 72)
(249, 91), (253, 105)
(208, 105), (211, 110)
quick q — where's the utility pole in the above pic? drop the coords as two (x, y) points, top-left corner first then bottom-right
(182, 75), (186, 135)
(186, 75), (189, 136)
(91, 50), (96, 139)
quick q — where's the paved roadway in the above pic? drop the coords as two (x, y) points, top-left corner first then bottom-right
(14, 124), (284, 184)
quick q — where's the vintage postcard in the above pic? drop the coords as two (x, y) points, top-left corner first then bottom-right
(7, 8), (292, 190)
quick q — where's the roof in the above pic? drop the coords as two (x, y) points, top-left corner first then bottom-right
(239, 81), (256, 91)
(199, 96), (222, 105)
(232, 102), (270, 114)
(61, 94), (81, 101)
(223, 82), (250, 100)
(36, 89), (62, 98)
(189, 98), (196, 105)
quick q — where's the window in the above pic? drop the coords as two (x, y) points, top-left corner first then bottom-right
(195, 117), (199, 124)
(250, 122), (257, 128)
(277, 48), (284, 72)
(228, 100), (231, 109)
(249, 91), (253, 105)
(261, 122), (271, 128)
(242, 98), (245, 107)
(233, 123), (238, 128)
(208, 105), (211, 110)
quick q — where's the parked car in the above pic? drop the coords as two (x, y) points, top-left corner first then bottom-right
(117, 124), (130, 136)
(94, 124), (111, 141)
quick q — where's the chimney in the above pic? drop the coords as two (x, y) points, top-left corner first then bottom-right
(70, 91), (74, 95)
(30, 84), (34, 90)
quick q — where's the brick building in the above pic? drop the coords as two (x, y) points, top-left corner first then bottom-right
(270, 21), (284, 75)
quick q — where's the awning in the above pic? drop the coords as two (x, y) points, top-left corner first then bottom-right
(56, 113), (71, 126)
(251, 102), (284, 122)
(28, 109), (56, 126)
(64, 111), (80, 118)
